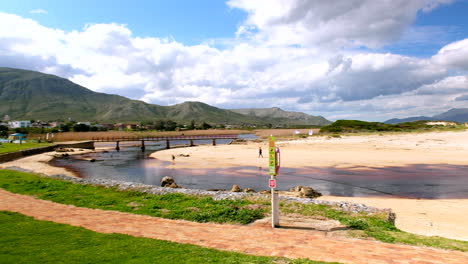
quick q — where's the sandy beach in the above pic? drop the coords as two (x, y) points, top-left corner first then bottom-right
(2, 131), (468, 241)
(0, 148), (98, 177)
(150, 131), (468, 241)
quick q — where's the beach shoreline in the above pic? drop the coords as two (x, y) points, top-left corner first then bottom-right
(2, 130), (468, 240)
(149, 131), (468, 241)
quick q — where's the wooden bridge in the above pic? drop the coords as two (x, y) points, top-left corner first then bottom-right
(91, 134), (239, 151)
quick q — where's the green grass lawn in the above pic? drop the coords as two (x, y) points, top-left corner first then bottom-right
(0, 142), (53, 154)
(0, 169), (264, 224)
(0, 211), (336, 264)
(1, 169), (467, 252)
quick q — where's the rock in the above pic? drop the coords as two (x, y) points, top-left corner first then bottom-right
(243, 188), (255, 193)
(300, 187), (322, 198)
(207, 189), (226, 191)
(168, 182), (180, 188)
(259, 190), (270, 194)
(161, 176), (175, 187)
(289, 185), (304, 192)
(388, 211), (396, 225)
(90, 159), (96, 162)
(231, 184), (241, 192)
(289, 186), (322, 198)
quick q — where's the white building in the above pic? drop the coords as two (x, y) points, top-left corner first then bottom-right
(8, 120), (31, 128)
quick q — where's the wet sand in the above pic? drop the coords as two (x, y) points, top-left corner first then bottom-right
(150, 131), (468, 241)
(0, 148), (99, 177)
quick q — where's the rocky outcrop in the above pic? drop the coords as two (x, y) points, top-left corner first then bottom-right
(289, 186), (322, 198)
(231, 184), (241, 192)
(161, 176), (180, 188)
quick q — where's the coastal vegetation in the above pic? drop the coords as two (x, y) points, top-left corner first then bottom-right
(0, 211), (333, 264)
(1, 170), (467, 252)
(320, 120), (466, 133)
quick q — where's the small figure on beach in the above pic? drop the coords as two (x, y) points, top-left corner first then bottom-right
(258, 147), (263, 158)
(172, 154), (175, 161)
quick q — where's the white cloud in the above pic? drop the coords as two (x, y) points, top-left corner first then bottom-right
(432, 38), (468, 70)
(29, 9), (48, 14)
(0, 3), (467, 122)
(227, 0), (454, 48)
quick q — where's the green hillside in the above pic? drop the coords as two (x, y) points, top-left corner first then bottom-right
(0, 67), (166, 122)
(0, 67), (330, 126)
(231, 107), (331, 126)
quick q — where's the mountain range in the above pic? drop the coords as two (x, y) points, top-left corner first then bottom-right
(0, 67), (330, 126)
(385, 108), (468, 124)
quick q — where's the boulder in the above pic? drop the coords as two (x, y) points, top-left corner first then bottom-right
(289, 186), (304, 192)
(289, 185), (322, 198)
(299, 187), (322, 198)
(231, 184), (241, 192)
(161, 176), (175, 187)
(168, 182), (180, 188)
(243, 188), (255, 193)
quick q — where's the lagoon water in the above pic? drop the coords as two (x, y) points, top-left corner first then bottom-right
(51, 137), (468, 199)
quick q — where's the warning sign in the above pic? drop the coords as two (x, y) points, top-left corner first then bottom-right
(269, 179), (276, 188)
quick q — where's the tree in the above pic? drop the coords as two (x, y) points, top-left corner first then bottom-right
(188, 120), (195, 130)
(73, 123), (90, 132)
(154, 120), (165, 131)
(0, 125), (8, 137)
(59, 123), (70, 132)
(165, 120), (177, 131)
(201, 121), (212, 130)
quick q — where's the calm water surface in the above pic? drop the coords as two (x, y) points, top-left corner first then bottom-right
(51, 136), (468, 199)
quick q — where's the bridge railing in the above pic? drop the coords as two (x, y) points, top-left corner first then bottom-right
(91, 134), (239, 142)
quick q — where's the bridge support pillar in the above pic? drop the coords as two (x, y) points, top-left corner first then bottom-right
(116, 141), (120, 151)
(166, 140), (170, 149)
(212, 139), (216, 146)
(141, 140), (145, 152)
(190, 140), (194, 147)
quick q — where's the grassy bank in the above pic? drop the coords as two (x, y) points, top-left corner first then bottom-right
(1, 169), (468, 252)
(0, 142), (53, 154)
(0, 211), (335, 264)
(281, 201), (468, 252)
(0, 169), (264, 224)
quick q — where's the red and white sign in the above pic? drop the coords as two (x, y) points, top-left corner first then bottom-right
(269, 179), (276, 188)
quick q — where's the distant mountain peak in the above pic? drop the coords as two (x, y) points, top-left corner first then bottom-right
(0, 67), (331, 126)
(385, 108), (468, 124)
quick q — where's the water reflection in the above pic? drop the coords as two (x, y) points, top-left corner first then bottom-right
(50, 141), (468, 199)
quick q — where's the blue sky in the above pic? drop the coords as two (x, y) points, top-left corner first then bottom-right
(0, 0), (246, 44)
(0, 0), (467, 121)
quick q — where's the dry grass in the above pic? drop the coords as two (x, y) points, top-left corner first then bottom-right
(29, 129), (253, 142)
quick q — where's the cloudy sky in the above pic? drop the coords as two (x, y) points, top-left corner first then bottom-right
(1, 0), (468, 121)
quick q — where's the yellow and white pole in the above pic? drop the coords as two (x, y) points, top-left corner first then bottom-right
(269, 136), (280, 227)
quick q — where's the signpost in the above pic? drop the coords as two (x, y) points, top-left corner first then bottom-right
(269, 136), (280, 227)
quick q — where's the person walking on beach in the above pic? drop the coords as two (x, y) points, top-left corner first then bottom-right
(258, 147), (263, 158)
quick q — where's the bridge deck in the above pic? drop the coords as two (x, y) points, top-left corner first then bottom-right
(91, 134), (239, 142)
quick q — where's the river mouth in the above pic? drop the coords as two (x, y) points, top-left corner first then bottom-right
(49, 141), (468, 199)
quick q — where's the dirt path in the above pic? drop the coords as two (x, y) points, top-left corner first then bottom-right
(1, 189), (467, 264)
